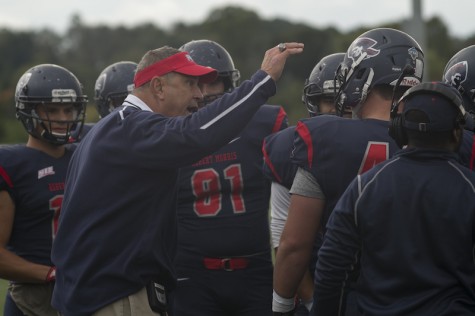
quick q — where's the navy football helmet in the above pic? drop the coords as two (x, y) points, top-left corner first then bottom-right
(335, 28), (424, 116)
(15, 64), (87, 145)
(180, 40), (240, 105)
(94, 61), (137, 118)
(443, 45), (475, 118)
(302, 53), (345, 116)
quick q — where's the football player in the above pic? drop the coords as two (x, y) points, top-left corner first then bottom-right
(94, 61), (137, 119)
(173, 39), (288, 316)
(272, 28), (425, 315)
(77, 61), (137, 139)
(315, 82), (475, 315)
(262, 52), (345, 315)
(443, 45), (475, 170)
(0, 64), (87, 316)
(443, 45), (475, 120)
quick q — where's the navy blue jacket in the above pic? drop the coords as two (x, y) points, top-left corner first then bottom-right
(315, 148), (475, 315)
(51, 70), (276, 316)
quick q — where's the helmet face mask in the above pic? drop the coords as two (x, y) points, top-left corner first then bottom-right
(335, 28), (424, 117)
(302, 53), (345, 117)
(304, 95), (336, 116)
(443, 45), (475, 118)
(15, 64), (88, 145)
(197, 77), (226, 108)
(94, 61), (137, 118)
(28, 103), (85, 144)
(180, 40), (240, 106)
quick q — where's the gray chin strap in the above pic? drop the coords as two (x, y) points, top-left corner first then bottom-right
(351, 68), (374, 120)
(336, 52), (368, 116)
(346, 52), (368, 84)
(359, 68), (375, 105)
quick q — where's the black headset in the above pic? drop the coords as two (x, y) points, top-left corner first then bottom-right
(389, 82), (467, 148)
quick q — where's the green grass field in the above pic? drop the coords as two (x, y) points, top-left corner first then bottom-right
(0, 279), (7, 310)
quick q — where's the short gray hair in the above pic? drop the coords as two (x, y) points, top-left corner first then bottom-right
(136, 46), (181, 73)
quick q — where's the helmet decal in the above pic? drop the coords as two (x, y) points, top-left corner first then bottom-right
(95, 73), (106, 94)
(16, 73), (32, 96)
(408, 47), (419, 61)
(443, 61), (468, 91)
(347, 37), (380, 62)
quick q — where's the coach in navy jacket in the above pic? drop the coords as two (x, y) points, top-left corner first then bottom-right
(314, 82), (475, 315)
(51, 43), (303, 316)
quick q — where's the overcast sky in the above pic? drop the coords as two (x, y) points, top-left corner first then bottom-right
(1, 0), (474, 38)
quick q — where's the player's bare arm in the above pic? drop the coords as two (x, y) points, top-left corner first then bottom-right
(0, 191), (52, 283)
(273, 194), (324, 298)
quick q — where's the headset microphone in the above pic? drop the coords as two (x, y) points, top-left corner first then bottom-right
(388, 64), (416, 148)
(390, 65), (415, 115)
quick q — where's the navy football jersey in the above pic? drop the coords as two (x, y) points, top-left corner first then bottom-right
(291, 116), (400, 229)
(176, 105), (288, 258)
(262, 125), (298, 190)
(0, 145), (74, 265)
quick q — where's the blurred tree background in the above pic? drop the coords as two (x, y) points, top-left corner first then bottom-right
(0, 6), (474, 143)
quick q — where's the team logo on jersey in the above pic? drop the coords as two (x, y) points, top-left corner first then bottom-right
(38, 166), (55, 179)
(443, 61), (468, 91)
(347, 37), (380, 62)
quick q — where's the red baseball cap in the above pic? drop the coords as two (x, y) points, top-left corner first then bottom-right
(134, 52), (218, 87)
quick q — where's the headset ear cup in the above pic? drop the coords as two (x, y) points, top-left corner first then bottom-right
(462, 112), (474, 131)
(389, 114), (408, 148)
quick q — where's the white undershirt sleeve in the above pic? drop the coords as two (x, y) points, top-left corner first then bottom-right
(270, 182), (291, 248)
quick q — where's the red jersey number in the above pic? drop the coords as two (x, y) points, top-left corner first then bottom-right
(358, 142), (389, 174)
(49, 195), (63, 239)
(192, 164), (245, 217)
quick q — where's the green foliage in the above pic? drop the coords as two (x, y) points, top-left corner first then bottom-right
(0, 279), (7, 311)
(0, 6), (473, 143)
